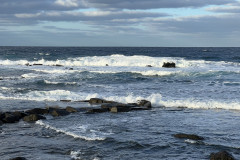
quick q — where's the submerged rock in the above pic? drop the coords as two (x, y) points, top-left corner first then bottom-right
(162, 62), (176, 68)
(23, 114), (46, 122)
(25, 108), (48, 115)
(9, 157), (27, 160)
(174, 133), (204, 140)
(86, 108), (109, 114)
(210, 151), (235, 160)
(60, 99), (71, 102)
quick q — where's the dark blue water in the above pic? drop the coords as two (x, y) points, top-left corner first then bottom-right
(0, 47), (240, 160)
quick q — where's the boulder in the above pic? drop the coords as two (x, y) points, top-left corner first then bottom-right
(33, 63), (43, 66)
(174, 133), (204, 140)
(162, 62), (176, 68)
(9, 157), (27, 160)
(210, 151), (235, 160)
(23, 114), (46, 122)
(137, 100), (152, 108)
(66, 106), (78, 113)
(50, 109), (70, 117)
(25, 108), (48, 115)
(2, 112), (21, 123)
(0, 78), (3, 80)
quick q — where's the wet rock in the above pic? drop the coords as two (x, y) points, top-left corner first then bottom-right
(174, 133), (204, 140)
(66, 106), (78, 113)
(110, 106), (131, 113)
(2, 112), (21, 123)
(50, 109), (70, 117)
(60, 99), (71, 102)
(33, 63), (43, 66)
(55, 64), (63, 67)
(162, 62), (176, 68)
(12, 111), (27, 119)
(146, 65), (152, 67)
(86, 108), (109, 114)
(89, 98), (115, 104)
(9, 157), (27, 160)
(69, 68), (73, 70)
(0, 120), (3, 125)
(106, 64), (109, 66)
(46, 106), (61, 113)
(137, 100), (152, 108)
(25, 108), (48, 115)
(210, 151), (235, 160)
(23, 114), (46, 122)
(0, 78), (3, 80)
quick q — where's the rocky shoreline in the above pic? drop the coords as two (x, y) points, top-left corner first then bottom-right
(0, 98), (236, 160)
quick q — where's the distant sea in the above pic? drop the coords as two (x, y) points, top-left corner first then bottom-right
(0, 47), (240, 160)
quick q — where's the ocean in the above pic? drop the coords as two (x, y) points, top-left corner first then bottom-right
(0, 47), (240, 160)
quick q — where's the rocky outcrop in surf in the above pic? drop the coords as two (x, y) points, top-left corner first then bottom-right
(210, 151), (235, 160)
(162, 62), (176, 68)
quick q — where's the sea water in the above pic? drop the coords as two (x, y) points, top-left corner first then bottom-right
(0, 47), (240, 159)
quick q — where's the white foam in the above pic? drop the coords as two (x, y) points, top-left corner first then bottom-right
(36, 120), (105, 141)
(43, 80), (77, 85)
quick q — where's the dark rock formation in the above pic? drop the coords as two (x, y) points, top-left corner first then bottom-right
(89, 98), (115, 104)
(25, 108), (48, 115)
(110, 106), (131, 113)
(162, 62), (176, 68)
(0, 120), (3, 125)
(66, 106), (78, 113)
(210, 151), (235, 160)
(23, 114), (46, 122)
(137, 100), (152, 108)
(86, 108), (109, 114)
(50, 109), (70, 117)
(1, 112), (21, 123)
(146, 65), (152, 67)
(174, 133), (204, 140)
(0, 78), (3, 80)
(33, 63), (43, 66)
(9, 157), (27, 160)
(60, 100), (71, 102)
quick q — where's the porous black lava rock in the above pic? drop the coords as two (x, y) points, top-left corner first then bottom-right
(50, 109), (70, 117)
(9, 157), (27, 160)
(210, 151), (235, 160)
(25, 108), (48, 115)
(162, 62), (176, 68)
(23, 114), (46, 122)
(174, 133), (204, 140)
(66, 106), (78, 113)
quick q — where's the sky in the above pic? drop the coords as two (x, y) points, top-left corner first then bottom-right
(1, 0), (240, 47)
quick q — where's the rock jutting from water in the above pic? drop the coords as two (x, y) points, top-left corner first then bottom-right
(162, 62), (176, 68)
(210, 151), (235, 160)
(174, 133), (204, 140)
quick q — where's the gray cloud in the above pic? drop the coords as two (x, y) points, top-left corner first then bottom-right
(84, 0), (235, 9)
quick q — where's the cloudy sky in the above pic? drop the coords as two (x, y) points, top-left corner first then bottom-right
(1, 0), (240, 46)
